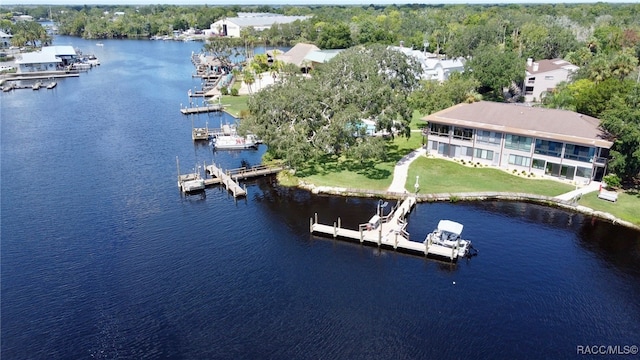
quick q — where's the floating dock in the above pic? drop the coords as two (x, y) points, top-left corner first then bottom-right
(310, 196), (467, 260)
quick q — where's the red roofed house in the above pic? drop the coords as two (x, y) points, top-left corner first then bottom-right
(423, 101), (612, 183)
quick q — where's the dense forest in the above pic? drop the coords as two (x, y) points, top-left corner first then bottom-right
(2, 3), (639, 183)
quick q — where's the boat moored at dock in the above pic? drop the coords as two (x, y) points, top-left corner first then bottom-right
(311, 198), (478, 261)
(212, 134), (258, 150)
(423, 220), (475, 260)
(178, 173), (205, 193)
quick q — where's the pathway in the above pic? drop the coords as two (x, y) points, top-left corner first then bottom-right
(554, 181), (602, 202)
(387, 146), (427, 193)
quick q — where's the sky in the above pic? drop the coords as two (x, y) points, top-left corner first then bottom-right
(3, 0), (635, 5)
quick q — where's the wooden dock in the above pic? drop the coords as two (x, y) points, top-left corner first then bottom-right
(180, 103), (223, 115)
(206, 164), (247, 197)
(176, 156), (283, 197)
(224, 164), (284, 180)
(310, 196), (464, 260)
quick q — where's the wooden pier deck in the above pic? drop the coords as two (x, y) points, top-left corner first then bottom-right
(176, 156), (283, 197)
(180, 103), (223, 115)
(206, 164), (247, 197)
(310, 196), (462, 260)
(224, 164), (284, 180)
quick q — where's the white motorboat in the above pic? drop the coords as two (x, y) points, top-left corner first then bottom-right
(212, 134), (258, 150)
(178, 173), (205, 193)
(86, 55), (100, 66)
(423, 220), (475, 260)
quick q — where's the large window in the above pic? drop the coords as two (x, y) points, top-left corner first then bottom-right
(576, 167), (592, 178)
(508, 154), (531, 167)
(474, 148), (493, 160)
(532, 158), (546, 170)
(505, 134), (532, 152)
(564, 144), (595, 162)
(453, 127), (473, 140)
(430, 123), (449, 136)
(476, 130), (502, 145)
(534, 139), (562, 157)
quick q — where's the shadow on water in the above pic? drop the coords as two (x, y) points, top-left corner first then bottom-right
(578, 217), (640, 276)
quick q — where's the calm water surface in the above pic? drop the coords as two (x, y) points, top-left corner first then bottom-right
(2, 36), (639, 359)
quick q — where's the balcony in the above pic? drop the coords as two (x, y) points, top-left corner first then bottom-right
(594, 156), (608, 165)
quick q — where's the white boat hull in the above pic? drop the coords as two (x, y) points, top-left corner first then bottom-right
(212, 135), (258, 150)
(181, 179), (205, 192)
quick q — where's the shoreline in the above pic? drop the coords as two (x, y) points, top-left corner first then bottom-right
(297, 182), (640, 232)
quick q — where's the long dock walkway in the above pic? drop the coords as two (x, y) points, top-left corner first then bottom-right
(310, 196), (465, 260)
(180, 103), (223, 115)
(206, 164), (247, 197)
(310, 197), (425, 253)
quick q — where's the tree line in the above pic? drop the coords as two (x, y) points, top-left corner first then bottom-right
(2, 3), (639, 183)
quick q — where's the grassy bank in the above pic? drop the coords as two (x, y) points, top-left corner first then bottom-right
(407, 157), (575, 196)
(578, 191), (640, 226)
(220, 94), (248, 118)
(295, 131), (424, 190)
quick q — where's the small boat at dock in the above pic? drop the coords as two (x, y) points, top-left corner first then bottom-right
(46, 82), (57, 89)
(32, 82), (42, 90)
(423, 220), (476, 260)
(209, 123), (259, 150)
(212, 134), (258, 150)
(178, 173), (205, 193)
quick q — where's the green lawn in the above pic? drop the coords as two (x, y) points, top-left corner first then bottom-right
(220, 94), (248, 118)
(578, 190), (640, 226)
(407, 157), (575, 196)
(298, 131), (424, 190)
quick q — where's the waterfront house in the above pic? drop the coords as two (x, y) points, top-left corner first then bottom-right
(268, 43), (320, 73)
(14, 45), (78, 73)
(389, 45), (465, 82)
(423, 101), (612, 183)
(303, 49), (344, 70)
(524, 58), (579, 103)
(1, 31), (12, 48)
(209, 13), (311, 38)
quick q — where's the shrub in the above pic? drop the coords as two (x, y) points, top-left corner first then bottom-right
(220, 87), (229, 95)
(230, 87), (239, 96)
(603, 174), (621, 189)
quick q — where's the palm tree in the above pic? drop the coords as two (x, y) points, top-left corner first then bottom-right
(242, 69), (255, 94)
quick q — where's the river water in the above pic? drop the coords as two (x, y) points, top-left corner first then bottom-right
(1, 36), (639, 359)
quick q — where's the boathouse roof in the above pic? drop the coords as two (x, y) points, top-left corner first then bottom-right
(424, 101), (613, 148)
(15, 51), (62, 65)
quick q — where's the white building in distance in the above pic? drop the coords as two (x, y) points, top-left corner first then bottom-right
(389, 45), (465, 82)
(209, 13), (311, 38)
(524, 58), (579, 103)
